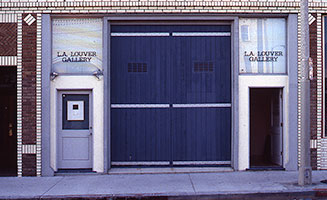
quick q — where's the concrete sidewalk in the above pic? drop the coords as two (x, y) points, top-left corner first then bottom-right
(2, 170), (327, 199)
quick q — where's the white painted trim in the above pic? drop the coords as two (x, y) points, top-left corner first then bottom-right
(111, 32), (170, 37)
(51, 76), (104, 173)
(238, 76), (288, 170)
(111, 104), (231, 108)
(111, 162), (170, 166)
(17, 14), (22, 177)
(310, 139), (317, 149)
(22, 145), (36, 154)
(0, 56), (17, 66)
(172, 32), (231, 37)
(172, 103), (231, 108)
(23, 14), (36, 26)
(0, 14), (17, 23)
(111, 161), (230, 165)
(297, 12), (302, 168)
(36, 14), (42, 177)
(173, 161), (231, 165)
(111, 104), (170, 108)
(309, 14), (316, 26)
(317, 13), (323, 170)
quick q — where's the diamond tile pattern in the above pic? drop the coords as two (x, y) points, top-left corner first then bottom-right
(24, 14), (36, 26)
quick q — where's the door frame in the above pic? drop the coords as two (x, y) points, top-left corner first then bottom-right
(249, 87), (284, 168)
(56, 90), (93, 170)
(274, 88), (283, 166)
(271, 88), (283, 167)
(106, 17), (238, 169)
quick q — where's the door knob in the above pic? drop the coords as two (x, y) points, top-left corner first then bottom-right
(8, 123), (13, 137)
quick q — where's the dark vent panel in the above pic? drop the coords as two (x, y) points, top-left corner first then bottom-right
(128, 63), (147, 73)
(194, 62), (214, 72)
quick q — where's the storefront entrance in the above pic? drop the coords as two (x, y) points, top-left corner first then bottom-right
(250, 88), (283, 169)
(0, 67), (17, 176)
(110, 24), (232, 166)
(57, 91), (93, 169)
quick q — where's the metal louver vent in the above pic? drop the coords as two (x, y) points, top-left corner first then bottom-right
(194, 62), (214, 72)
(128, 63), (147, 73)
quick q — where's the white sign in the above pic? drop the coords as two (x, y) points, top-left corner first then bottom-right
(67, 101), (84, 121)
(239, 18), (286, 74)
(52, 18), (103, 74)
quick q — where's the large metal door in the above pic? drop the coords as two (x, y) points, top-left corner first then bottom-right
(58, 92), (92, 169)
(110, 25), (231, 166)
(110, 26), (171, 164)
(171, 26), (231, 163)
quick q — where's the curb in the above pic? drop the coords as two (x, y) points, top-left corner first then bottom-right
(1, 190), (318, 200)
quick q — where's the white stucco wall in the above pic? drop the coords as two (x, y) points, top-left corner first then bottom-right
(238, 75), (289, 170)
(50, 76), (104, 172)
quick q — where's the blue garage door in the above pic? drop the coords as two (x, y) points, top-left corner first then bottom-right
(110, 25), (231, 166)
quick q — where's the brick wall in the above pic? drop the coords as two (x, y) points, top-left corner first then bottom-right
(310, 13), (318, 170)
(0, 23), (17, 56)
(1, 0), (327, 175)
(22, 154), (36, 176)
(21, 13), (37, 176)
(319, 14), (325, 170)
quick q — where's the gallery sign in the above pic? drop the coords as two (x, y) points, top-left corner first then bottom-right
(52, 18), (102, 74)
(57, 51), (97, 63)
(239, 18), (286, 74)
(244, 50), (284, 62)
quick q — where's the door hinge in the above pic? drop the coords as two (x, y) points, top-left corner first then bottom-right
(280, 122), (283, 127)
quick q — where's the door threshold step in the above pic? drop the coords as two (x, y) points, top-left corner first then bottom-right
(247, 166), (285, 171)
(55, 168), (97, 176)
(108, 167), (233, 175)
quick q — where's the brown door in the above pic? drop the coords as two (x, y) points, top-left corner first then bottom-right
(0, 67), (17, 176)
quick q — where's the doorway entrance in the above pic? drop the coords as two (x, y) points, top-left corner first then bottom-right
(0, 67), (17, 176)
(110, 25), (231, 166)
(250, 88), (283, 169)
(57, 91), (93, 170)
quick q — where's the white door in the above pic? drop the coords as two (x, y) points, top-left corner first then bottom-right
(57, 91), (92, 169)
(271, 89), (283, 166)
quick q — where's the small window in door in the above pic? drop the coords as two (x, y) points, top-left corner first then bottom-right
(62, 94), (89, 130)
(193, 62), (214, 73)
(128, 63), (147, 73)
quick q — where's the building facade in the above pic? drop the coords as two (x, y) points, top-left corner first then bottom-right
(0, 0), (324, 176)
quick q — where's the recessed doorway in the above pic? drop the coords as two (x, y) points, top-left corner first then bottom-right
(250, 88), (283, 169)
(0, 67), (17, 176)
(110, 25), (231, 166)
(57, 91), (93, 170)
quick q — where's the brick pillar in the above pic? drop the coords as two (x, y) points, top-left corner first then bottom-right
(309, 13), (318, 170)
(22, 14), (37, 176)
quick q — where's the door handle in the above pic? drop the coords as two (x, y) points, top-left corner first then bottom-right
(8, 123), (13, 137)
